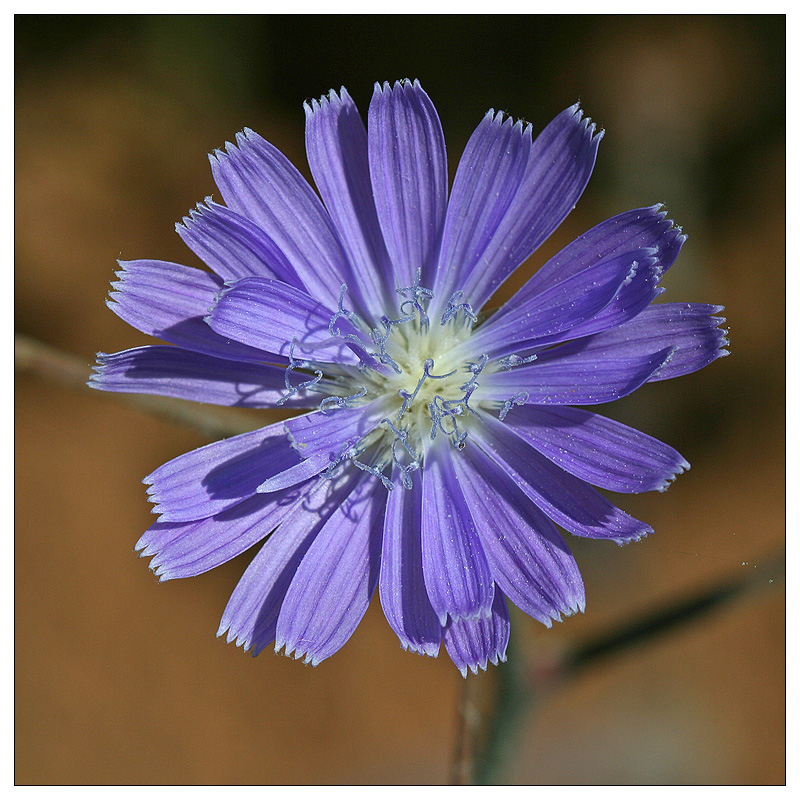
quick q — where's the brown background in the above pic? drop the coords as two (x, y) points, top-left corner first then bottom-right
(15, 15), (785, 784)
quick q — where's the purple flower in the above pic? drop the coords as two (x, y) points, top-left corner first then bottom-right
(90, 79), (728, 676)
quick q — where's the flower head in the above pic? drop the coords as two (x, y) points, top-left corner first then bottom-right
(91, 79), (728, 675)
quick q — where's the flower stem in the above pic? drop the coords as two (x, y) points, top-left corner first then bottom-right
(449, 674), (479, 784)
(472, 626), (531, 785)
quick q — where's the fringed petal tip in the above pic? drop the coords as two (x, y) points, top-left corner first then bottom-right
(457, 649), (509, 679)
(401, 639), (441, 659)
(86, 353), (108, 386)
(149, 508), (177, 525)
(131, 547), (174, 582)
(656, 458), (692, 493)
(176, 195), (222, 230)
(151, 562), (176, 583)
(217, 621), (273, 658)
(483, 101), (602, 147)
(482, 107), (534, 138)
(536, 597), (587, 628)
(635, 201), (668, 220)
(274, 640), (323, 668)
(209, 127), (260, 161)
(612, 524), (654, 547)
(568, 596), (587, 617)
(567, 101), (605, 143)
(134, 536), (155, 559)
(140, 488), (172, 523)
(213, 130), (251, 166)
(540, 605), (572, 628)
(113, 258), (137, 276)
(439, 605), (495, 628)
(217, 622), (254, 653)
(132, 537), (178, 582)
(303, 86), (351, 117)
(552, 583), (588, 621)
(373, 77), (424, 96)
(645, 203), (688, 237)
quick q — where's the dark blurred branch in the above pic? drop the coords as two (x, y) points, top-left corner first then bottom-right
(473, 550), (785, 784)
(565, 552), (784, 676)
(14, 333), (261, 439)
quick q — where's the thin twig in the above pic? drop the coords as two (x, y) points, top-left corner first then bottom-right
(564, 551), (785, 677)
(15, 332), (264, 439)
(472, 550), (785, 784)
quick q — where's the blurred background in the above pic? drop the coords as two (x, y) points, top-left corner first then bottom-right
(15, 14), (784, 785)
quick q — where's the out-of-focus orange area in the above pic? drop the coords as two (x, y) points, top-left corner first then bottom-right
(15, 15), (784, 785)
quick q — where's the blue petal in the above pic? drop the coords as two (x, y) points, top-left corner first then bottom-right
(209, 128), (357, 315)
(502, 205), (686, 308)
(284, 403), (385, 466)
(537, 258), (665, 345)
(550, 303), (729, 382)
(144, 420), (302, 522)
(108, 260), (275, 363)
(137, 487), (310, 581)
(177, 198), (302, 285)
(274, 472), (386, 666)
(443, 589), (510, 678)
(218, 474), (358, 655)
(421, 439), (494, 625)
(433, 110), (534, 310)
(474, 416), (652, 544)
(256, 455), (330, 494)
(482, 345), (676, 405)
(89, 345), (294, 408)
(305, 87), (392, 316)
(468, 248), (658, 355)
(379, 465), (441, 657)
(368, 79), (448, 290)
(452, 444), (585, 624)
(437, 103), (602, 314)
(206, 276), (367, 364)
(503, 405), (690, 493)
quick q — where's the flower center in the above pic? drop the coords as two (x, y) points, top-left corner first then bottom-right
(284, 280), (498, 489)
(378, 320), (480, 442)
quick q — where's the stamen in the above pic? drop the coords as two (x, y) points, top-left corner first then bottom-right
(440, 291), (477, 326)
(278, 340), (323, 406)
(370, 316), (405, 374)
(397, 359), (457, 421)
(423, 359), (457, 380)
(351, 456), (394, 491)
(328, 283), (359, 337)
(326, 284), (384, 372)
(382, 418), (421, 489)
(397, 377), (425, 420)
(428, 394), (465, 441)
(459, 354), (489, 411)
(499, 391), (529, 421)
(319, 386), (368, 415)
(396, 269), (433, 332)
(320, 441), (354, 480)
